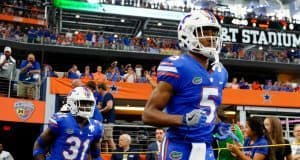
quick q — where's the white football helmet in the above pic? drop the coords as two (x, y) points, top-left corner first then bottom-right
(178, 10), (222, 59)
(66, 86), (95, 118)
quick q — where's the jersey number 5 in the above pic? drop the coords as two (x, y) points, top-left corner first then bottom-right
(199, 87), (218, 123)
(63, 136), (90, 160)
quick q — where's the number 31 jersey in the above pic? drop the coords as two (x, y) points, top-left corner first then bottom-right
(47, 113), (103, 160)
(157, 54), (228, 143)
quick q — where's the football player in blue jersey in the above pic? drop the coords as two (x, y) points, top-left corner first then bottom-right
(33, 86), (103, 160)
(142, 10), (228, 160)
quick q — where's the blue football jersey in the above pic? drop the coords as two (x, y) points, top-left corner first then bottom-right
(47, 113), (103, 160)
(157, 54), (228, 143)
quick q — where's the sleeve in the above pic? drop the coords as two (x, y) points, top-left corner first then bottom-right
(20, 60), (27, 69)
(0, 55), (5, 64)
(106, 93), (114, 101)
(157, 57), (181, 91)
(255, 138), (269, 156)
(284, 139), (292, 156)
(34, 61), (41, 70)
(48, 113), (61, 135)
(146, 143), (154, 160)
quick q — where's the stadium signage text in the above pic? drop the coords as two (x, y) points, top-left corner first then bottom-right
(221, 27), (300, 47)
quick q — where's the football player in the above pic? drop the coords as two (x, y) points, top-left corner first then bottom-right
(142, 10), (228, 160)
(33, 86), (103, 160)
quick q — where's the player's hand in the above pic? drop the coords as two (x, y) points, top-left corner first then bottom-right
(182, 109), (207, 127)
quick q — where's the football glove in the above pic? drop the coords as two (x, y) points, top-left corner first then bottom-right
(182, 109), (207, 127)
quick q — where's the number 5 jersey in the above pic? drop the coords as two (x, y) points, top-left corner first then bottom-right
(157, 54), (228, 143)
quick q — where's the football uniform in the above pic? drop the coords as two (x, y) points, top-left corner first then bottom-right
(46, 112), (103, 160)
(158, 54), (228, 160)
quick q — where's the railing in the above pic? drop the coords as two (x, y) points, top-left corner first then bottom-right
(0, 71), (47, 100)
(109, 123), (156, 151)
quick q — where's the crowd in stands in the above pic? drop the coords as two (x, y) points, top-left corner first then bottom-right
(220, 43), (300, 64)
(0, 0), (45, 20)
(0, 44), (299, 102)
(1, 21), (300, 63)
(228, 77), (300, 92)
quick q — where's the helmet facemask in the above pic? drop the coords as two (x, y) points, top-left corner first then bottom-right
(189, 26), (222, 58)
(74, 99), (95, 118)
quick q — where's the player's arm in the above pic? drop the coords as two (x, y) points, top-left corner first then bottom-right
(32, 128), (56, 160)
(90, 137), (102, 160)
(142, 81), (182, 127)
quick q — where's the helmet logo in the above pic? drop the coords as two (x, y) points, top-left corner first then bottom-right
(203, 11), (217, 23)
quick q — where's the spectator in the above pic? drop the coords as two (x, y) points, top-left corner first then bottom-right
(271, 81), (281, 91)
(111, 134), (140, 160)
(252, 81), (262, 90)
(146, 128), (165, 160)
(0, 143), (14, 160)
(86, 30), (93, 47)
(264, 117), (292, 160)
(65, 29), (73, 45)
(0, 46), (16, 81)
(97, 82), (116, 152)
(291, 124), (300, 160)
(98, 32), (105, 48)
(231, 77), (239, 89)
(80, 65), (93, 80)
(239, 77), (249, 89)
(27, 26), (36, 43)
(107, 61), (121, 82)
(123, 66), (136, 83)
(18, 53), (41, 99)
(93, 65), (106, 82)
(227, 117), (275, 160)
(67, 64), (81, 79)
(263, 80), (273, 90)
(41, 64), (58, 79)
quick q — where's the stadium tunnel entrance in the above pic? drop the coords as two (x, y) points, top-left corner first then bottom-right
(0, 121), (41, 160)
